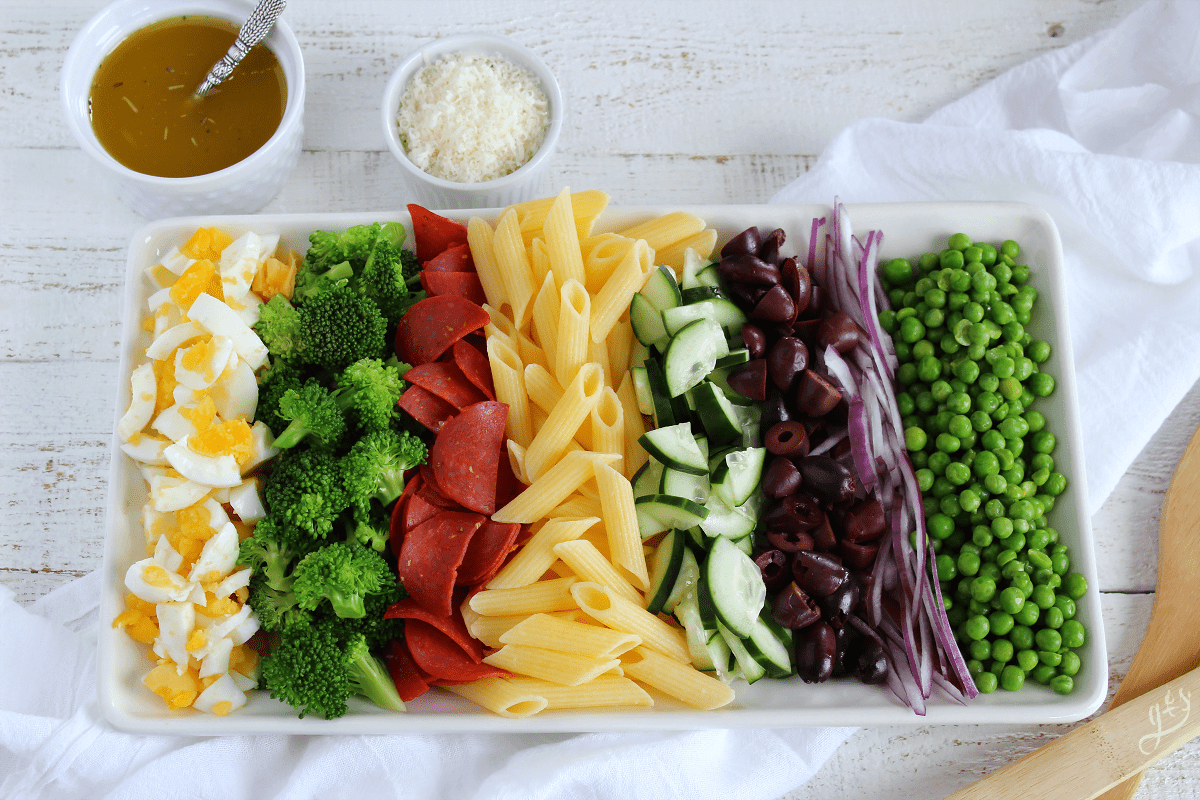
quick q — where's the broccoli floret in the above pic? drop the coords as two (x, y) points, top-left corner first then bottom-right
(272, 378), (347, 450)
(237, 514), (320, 632)
(306, 223), (383, 272)
(253, 295), (304, 363)
(400, 247), (420, 281)
(332, 358), (407, 434)
(292, 260), (354, 305)
(245, 571), (309, 633)
(292, 541), (391, 619)
(298, 282), (389, 372)
(255, 358), (306, 437)
(336, 580), (407, 652)
(342, 429), (428, 513)
(261, 624), (405, 719)
(347, 500), (392, 553)
(359, 237), (424, 325)
(264, 447), (350, 540)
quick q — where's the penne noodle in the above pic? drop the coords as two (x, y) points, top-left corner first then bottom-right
(502, 675), (653, 710)
(571, 582), (691, 664)
(530, 271), (560, 371)
(550, 492), (604, 520)
(606, 313), (633, 381)
(492, 450), (620, 524)
(621, 646), (735, 710)
(442, 678), (548, 718)
(469, 576), (580, 616)
(508, 189), (610, 241)
(523, 363), (604, 482)
(506, 438), (529, 485)
(500, 613), (642, 659)
(487, 516), (600, 589)
(655, 229), (719, 271)
(589, 386), (624, 463)
(529, 236), (552, 292)
(487, 336), (533, 449)
(468, 216), (508, 309)
(554, 279), (591, 387)
(552, 538), (642, 606)
(615, 371), (648, 479)
(484, 643), (620, 686)
(587, 335), (612, 388)
(466, 612), (531, 650)
(524, 362), (564, 416)
(582, 233), (635, 294)
(593, 460), (650, 591)
(492, 208), (538, 329)
(544, 187), (587, 287)
(616, 211), (706, 255)
(590, 239), (655, 344)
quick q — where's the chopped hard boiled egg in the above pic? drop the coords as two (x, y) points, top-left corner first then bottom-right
(192, 673), (248, 716)
(164, 436), (242, 488)
(118, 363), (158, 442)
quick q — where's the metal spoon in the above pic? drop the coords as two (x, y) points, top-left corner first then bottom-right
(194, 0), (287, 97)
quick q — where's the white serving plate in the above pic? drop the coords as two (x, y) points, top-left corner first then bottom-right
(98, 202), (1105, 734)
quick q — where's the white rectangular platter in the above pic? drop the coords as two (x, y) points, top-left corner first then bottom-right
(98, 202), (1105, 734)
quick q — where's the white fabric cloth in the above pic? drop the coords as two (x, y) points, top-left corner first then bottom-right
(772, 0), (1200, 515)
(7, 2), (1200, 797)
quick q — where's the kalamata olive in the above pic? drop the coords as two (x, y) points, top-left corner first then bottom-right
(842, 497), (887, 543)
(817, 310), (867, 354)
(767, 336), (809, 391)
(718, 253), (781, 287)
(725, 359), (767, 401)
(741, 322), (768, 359)
(763, 493), (824, 534)
(750, 284), (796, 324)
(810, 512), (838, 551)
(761, 387), (792, 430)
(832, 624), (860, 677)
(772, 581), (821, 630)
(781, 258), (813, 317)
(795, 620), (837, 683)
(762, 456), (802, 498)
(757, 228), (786, 265)
(726, 282), (767, 309)
(794, 369), (842, 417)
(838, 539), (880, 571)
(765, 421), (810, 458)
(753, 549), (791, 592)
(720, 226), (760, 259)
(792, 550), (849, 598)
(797, 455), (857, 503)
(766, 529), (815, 553)
(818, 577), (863, 628)
(854, 640), (889, 684)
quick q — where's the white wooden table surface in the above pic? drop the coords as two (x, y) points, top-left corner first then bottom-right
(3, 1), (1197, 797)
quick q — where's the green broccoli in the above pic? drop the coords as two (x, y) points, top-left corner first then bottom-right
(272, 378), (347, 450)
(346, 500), (392, 553)
(292, 260), (354, 305)
(359, 236), (423, 325)
(252, 295), (304, 363)
(336, 580), (407, 652)
(245, 571), (309, 633)
(264, 447), (350, 540)
(332, 358), (407, 434)
(305, 223), (383, 272)
(342, 429), (428, 514)
(260, 623), (405, 719)
(255, 358), (306, 437)
(292, 540), (391, 619)
(298, 282), (389, 372)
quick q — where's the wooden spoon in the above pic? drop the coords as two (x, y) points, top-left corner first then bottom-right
(943, 420), (1200, 799)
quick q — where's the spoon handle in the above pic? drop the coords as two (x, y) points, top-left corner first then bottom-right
(195, 0), (287, 96)
(942, 664), (1200, 800)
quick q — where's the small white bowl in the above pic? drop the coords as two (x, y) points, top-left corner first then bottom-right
(60, 0), (306, 220)
(381, 34), (563, 209)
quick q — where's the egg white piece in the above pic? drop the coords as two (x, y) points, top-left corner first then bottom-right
(214, 567), (252, 598)
(152, 532), (184, 573)
(154, 601), (196, 675)
(195, 603), (253, 659)
(228, 610), (260, 646)
(125, 558), (192, 605)
(164, 437), (242, 488)
(200, 497), (232, 530)
(138, 464), (173, 485)
(188, 293), (268, 370)
(240, 422), (280, 474)
(229, 670), (258, 692)
(160, 245), (195, 276)
(228, 289), (263, 329)
(120, 434), (171, 467)
(192, 673), (247, 715)
(151, 402), (199, 442)
(228, 479), (266, 523)
(211, 357), (258, 422)
(149, 474), (211, 512)
(174, 335), (234, 392)
(147, 285), (175, 312)
(146, 321), (206, 361)
(117, 363), (158, 442)
(218, 231), (272, 303)
(188, 521), (240, 584)
(144, 261), (179, 290)
(171, 383), (200, 407)
(199, 635), (234, 678)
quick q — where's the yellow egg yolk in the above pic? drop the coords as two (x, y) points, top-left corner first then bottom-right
(178, 395), (218, 433)
(190, 419), (254, 465)
(170, 259), (217, 309)
(181, 227), (234, 261)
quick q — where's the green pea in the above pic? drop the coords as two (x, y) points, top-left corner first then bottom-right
(976, 671), (998, 693)
(935, 553), (957, 581)
(990, 638), (1014, 664)
(969, 639), (992, 662)
(1000, 240), (1020, 260)
(998, 587), (1024, 615)
(964, 614), (990, 640)
(1027, 340), (1051, 363)
(1031, 664), (1057, 685)
(1064, 572), (1088, 599)
(1035, 628), (1062, 652)
(957, 551), (981, 577)
(1039, 650), (1062, 667)
(1014, 601), (1040, 626)
(970, 576), (997, 603)
(1054, 595), (1076, 619)
(1044, 472), (1067, 496)
(1059, 650), (1081, 677)
(904, 427), (928, 452)
(1043, 606), (1065, 629)
(991, 517), (1014, 540)
(1029, 584), (1055, 610)
(898, 315), (926, 344)
(1030, 431), (1057, 455)
(1000, 664), (1026, 691)
(988, 611), (1015, 637)
(959, 488), (982, 513)
(940, 249), (965, 271)
(1051, 675), (1075, 695)
(1060, 619), (1086, 649)
(883, 257), (914, 286)
(936, 433), (962, 453)
(928, 451), (952, 475)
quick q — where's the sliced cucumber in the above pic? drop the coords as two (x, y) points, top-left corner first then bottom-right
(634, 494), (708, 539)
(747, 614), (794, 678)
(700, 536), (766, 639)
(714, 349), (750, 369)
(707, 365), (757, 406)
(631, 457), (664, 499)
(718, 621), (767, 684)
(646, 529), (686, 614)
(639, 423), (707, 475)
(691, 380), (742, 447)
(630, 365), (653, 417)
(641, 358), (676, 428)
(662, 298), (747, 337)
(641, 265), (682, 312)
(710, 447), (766, 508)
(679, 248), (709, 291)
(629, 292), (668, 349)
(681, 286), (726, 304)
(662, 545), (700, 614)
(661, 466), (709, 505)
(735, 403), (763, 448)
(699, 493), (758, 539)
(663, 317), (729, 397)
(685, 525), (708, 552)
(674, 590), (715, 672)
(694, 264), (722, 289)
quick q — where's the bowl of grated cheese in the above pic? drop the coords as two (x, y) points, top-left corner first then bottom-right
(381, 33), (563, 209)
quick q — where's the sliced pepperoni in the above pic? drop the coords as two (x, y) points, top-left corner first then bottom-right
(384, 640), (431, 702)
(422, 242), (474, 273)
(407, 204), (469, 265)
(404, 618), (512, 683)
(403, 361), (487, 411)
(395, 295), (491, 366)
(421, 270), (487, 307)
(430, 401), (508, 515)
(456, 519), (522, 587)
(384, 596), (483, 663)
(452, 339), (495, 401)
(404, 492), (442, 533)
(397, 385), (458, 433)
(389, 474), (423, 554)
(396, 509), (484, 617)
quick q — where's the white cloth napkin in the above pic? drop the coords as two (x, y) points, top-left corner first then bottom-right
(772, 0), (1200, 515)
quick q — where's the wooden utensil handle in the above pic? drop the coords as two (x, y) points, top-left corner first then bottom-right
(944, 665), (1200, 800)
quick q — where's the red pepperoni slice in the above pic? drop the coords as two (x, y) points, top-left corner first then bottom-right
(384, 596), (483, 662)
(384, 640), (431, 702)
(404, 492), (441, 533)
(395, 295), (491, 366)
(456, 519), (521, 587)
(404, 619), (512, 683)
(421, 270), (487, 307)
(430, 401), (508, 515)
(397, 509), (484, 617)
(403, 361), (487, 411)
(408, 204), (469, 265)
(389, 474), (423, 554)
(397, 385), (458, 433)
(422, 242), (474, 273)
(451, 339), (495, 401)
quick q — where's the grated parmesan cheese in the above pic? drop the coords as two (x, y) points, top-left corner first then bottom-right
(396, 51), (551, 184)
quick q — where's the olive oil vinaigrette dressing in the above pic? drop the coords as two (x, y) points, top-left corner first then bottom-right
(88, 16), (286, 178)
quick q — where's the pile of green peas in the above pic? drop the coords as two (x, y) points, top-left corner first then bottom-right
(878, 233), (1088, 696)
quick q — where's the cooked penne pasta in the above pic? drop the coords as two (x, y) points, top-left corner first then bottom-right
(582, 233), (635, 293)
(621, 646), (735, 710)
(615, 371), (648, 479)
(502, 676), (653, 710)
(465, 611), (531, 650)
(589, 386), (624, 462)
(492, 208), (538, 329)
(506, 438), (529, 485)
(493, 449), (619, 523)
(523, 363), (604, 482)
(606, 315), (633, 380)
(523, 362), (564, 416)
(529, 236), (551, 291)
(484, 643), (620, 686)
(442, 678), (548, 718)
(467, 216), (508, 310)
(487, 516), (600, 589)
(530, 271), (559, 371)
(594, 460), (649, 591)
(590, 239), (655, 344)
(555, 279), (590, 387)
(487, 336), (533, 449)
(655, 230), (718, 271)
(571, 581), (690, 663)
(615, 211), (706, 254)
(552, 538), (642, 606)
(550, 492), (604, 520)
(469, 576), (579, 616)
(544, 187), (587, 287)
(507, 189), (610, 241)
(499, 612), (642, 659)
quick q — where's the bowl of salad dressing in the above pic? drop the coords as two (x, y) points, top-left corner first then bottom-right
(61, 0), (305, 219)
